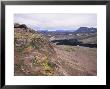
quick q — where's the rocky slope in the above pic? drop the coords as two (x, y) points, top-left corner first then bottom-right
(14, 23), (60, 76)
(14, 23), (97, 76)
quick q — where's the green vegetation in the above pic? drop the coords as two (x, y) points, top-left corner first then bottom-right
(30, 37), (42, 49)
(42, 55), (54, 76)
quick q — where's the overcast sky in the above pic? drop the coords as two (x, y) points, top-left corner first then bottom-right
(14, 13), (97, 31)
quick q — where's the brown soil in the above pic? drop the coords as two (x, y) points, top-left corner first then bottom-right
(53, 45), (97, 76)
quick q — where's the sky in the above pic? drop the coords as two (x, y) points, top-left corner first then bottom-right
(14, 13), (97, 31)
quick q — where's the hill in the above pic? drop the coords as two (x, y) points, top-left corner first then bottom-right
(14, 23), (97, 76)
(14, 23), (60, 76)
(74, 27), (97, 33)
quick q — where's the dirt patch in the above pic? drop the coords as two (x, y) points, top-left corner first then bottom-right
(53, 45), (97, 76)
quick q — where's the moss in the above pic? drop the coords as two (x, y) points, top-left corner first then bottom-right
(42, 55), (54, 76)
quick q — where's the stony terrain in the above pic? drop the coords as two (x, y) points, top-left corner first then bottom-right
(14, 23), (60, 76)
(14, 23), (97, 76)
(54, 45), (97, 76)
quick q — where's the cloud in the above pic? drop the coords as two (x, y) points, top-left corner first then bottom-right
(14, 13), (97, 30)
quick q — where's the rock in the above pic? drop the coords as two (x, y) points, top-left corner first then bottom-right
(14, 23), (20, 28)
(14, 23), (27, 29)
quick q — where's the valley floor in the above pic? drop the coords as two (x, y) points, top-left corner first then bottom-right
(53, 45), (97, 76)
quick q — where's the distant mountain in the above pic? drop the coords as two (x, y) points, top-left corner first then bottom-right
(37, 30), (48, 32)
(37, 30), (75, 32)
(53, 30), (75, 32)
(37, 27), (96, 33)
(74, 27), (97, 33)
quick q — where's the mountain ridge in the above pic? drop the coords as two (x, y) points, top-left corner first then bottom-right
(74, 27), (97, 33)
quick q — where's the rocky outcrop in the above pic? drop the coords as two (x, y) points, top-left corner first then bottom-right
(14, 23), (27, 29)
